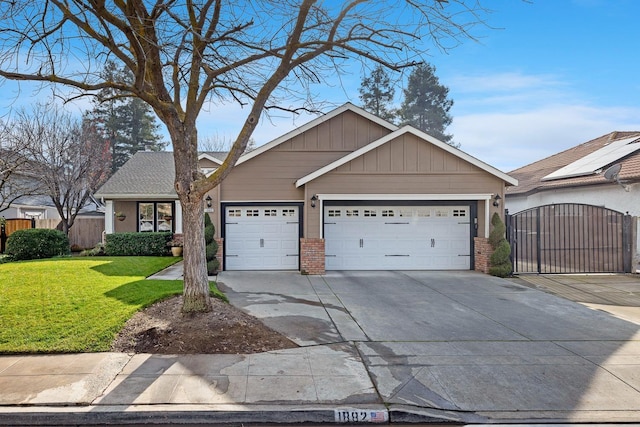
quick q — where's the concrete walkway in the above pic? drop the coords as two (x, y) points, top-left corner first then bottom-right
(1, 267), (639, 425)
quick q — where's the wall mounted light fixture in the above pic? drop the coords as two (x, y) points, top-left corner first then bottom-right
(310, 194), (318, 208)
(205, 195), (212, 208)
(493, 194), (502, 207)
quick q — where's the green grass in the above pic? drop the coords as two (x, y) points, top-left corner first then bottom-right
(0, 257), (224, 354)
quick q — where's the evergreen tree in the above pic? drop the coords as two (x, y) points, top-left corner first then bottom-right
(204, 213), (220, 275)
(89, 61), (165, 172)
(359, 65), (397, 123)
(398, 63), (456, 146)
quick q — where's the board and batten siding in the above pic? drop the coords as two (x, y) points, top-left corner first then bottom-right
(219, 110), (394, 202)
(303, 135), (504, 239)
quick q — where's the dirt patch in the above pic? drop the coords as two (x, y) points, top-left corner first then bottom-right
(111, 296), (298, 354)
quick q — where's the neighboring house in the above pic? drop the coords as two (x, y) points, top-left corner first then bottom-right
(506, 131), (640, 216)
(95, 103), (517, 274)
(505, 131), (640, 272)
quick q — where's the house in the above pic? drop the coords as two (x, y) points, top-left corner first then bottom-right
(506, 131), (640, 215)
(505, 131), (640, 273)
(95, 103), (517, 274)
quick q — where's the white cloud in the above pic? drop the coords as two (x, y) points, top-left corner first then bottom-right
(446, 70), (640, 172)
(453, 104), (640, 172)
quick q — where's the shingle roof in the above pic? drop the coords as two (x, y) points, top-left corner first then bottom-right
(95, 151), (175, 198)
(506, 131), (640, 196)
(95, 151), (226, 198)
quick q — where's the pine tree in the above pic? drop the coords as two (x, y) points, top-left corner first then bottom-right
(358, 65), (397, 123)
(398, 63), (456, 146)
(89, 61), (166, 172)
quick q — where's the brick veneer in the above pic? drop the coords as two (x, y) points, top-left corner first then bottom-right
(474, 237), (492, 273)
(300, 238), (325, 275)
(215, 237), (223, 271)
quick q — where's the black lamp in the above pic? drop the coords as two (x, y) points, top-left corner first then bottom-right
(310, 194), (318, 208)
(493, 194), (502, 207)
(205, 195), (212, 208)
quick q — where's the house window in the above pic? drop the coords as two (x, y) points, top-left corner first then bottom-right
(138, 202), (174, 232)
(264, 209), (277, 216)
(282, 209), (296, 216)
(228, 209), (242, 217)
(453, 209), (467, 217)
(346, 209), (359, 217)
(246, 209), (260, 217)
(364, 209), (377, 217)
(382, 210), (395, 217)
(328, 209), (341, 217)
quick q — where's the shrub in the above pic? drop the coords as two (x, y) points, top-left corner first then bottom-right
(488, 212), (512, 278)
(79, 242), (105, 257)
(6, 228), (70, 260)
(105, 232), (171, 256)
(204, 213), (219, 275)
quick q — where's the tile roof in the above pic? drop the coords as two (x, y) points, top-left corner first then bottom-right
(506, 131), (640, 196)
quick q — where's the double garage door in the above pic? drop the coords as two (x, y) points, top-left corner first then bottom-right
(224, 204), (472, 271)
(324, 205), (472, 270)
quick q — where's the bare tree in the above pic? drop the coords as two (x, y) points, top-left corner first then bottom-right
(0, 1), (487, 313)
(11, 105), (111, 235)
(0, 120), (39, 214)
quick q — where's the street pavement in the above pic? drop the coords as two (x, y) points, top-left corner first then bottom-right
(0, 267), (639, 425)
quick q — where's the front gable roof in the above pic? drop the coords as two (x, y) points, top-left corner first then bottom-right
(507, 131), (640, 197)
(296, 125), (518, 188)
(237, 103), (398, 165)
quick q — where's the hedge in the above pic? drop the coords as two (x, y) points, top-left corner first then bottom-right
(105, 232), (172, 256)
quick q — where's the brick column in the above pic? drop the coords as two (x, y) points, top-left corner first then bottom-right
(300, 238), (325, 275)
(215, 237), (223, 271)
(474, 237), (492, 274)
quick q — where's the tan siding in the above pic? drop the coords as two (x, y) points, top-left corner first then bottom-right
(113, 201), (138, 233)
(222, 110), (393, 201)
(199, 158), (219, 168)
(311, 174), (499, 194)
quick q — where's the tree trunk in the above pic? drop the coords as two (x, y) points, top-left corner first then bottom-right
(181, 197), (212, 313)
(167, 118), (213, 313)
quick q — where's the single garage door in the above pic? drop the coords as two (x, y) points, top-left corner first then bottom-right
(225, 206), (299, 270)
(324, 205), (471, 270)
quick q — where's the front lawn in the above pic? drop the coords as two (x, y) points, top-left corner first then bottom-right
(0, 257), (223, 353)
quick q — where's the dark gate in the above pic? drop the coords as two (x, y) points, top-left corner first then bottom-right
(506, 204), (633, 274)
(0, 218), (35, 253)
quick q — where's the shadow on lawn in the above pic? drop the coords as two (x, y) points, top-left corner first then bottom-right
(104, 279), (183, 306)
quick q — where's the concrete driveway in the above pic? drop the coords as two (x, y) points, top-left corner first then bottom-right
(218, 270), (640, 423)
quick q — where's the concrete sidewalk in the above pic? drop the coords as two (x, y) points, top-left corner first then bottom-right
(1, 268), (639, 425)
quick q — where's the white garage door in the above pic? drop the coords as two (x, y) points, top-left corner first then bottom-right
(324, 205), (471, 270)
(225, 206), (299, 270)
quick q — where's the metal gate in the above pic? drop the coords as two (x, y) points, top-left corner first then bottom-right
(506, 204), (633, 274)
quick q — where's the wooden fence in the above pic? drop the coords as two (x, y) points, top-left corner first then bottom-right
(1, 218), (36, 252)
(36, 218), (105, 250)
(1, 217), (104, 253)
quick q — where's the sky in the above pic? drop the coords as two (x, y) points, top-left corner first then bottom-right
(193, 0), (640, 173)
(2, 0), (639, 173)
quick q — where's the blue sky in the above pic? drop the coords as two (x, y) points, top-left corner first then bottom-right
(198, 0), (640, 172)
(3, 1), (638, 173)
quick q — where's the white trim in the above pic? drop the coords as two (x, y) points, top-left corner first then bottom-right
(105, 200), (114, 234)
(93, 194), (178, 199)
(316, 193), (492, 238)
(296, 126), (518, 188)
(175, 200), (183, 234)
(237, 103), (398, 165)
(221, 200), (305, 204)
(198, 152), (224, 165)
(316, 193), (493, 201)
